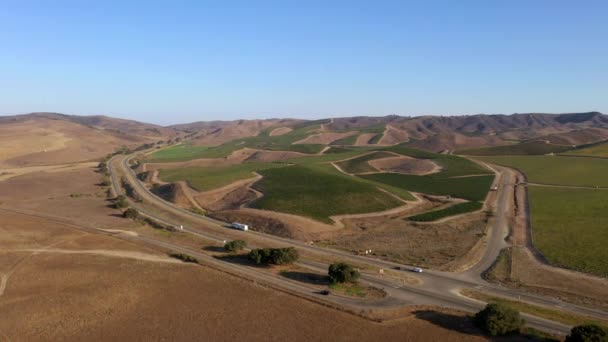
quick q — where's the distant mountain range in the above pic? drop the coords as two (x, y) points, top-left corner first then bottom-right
(1, 111), (607, 167)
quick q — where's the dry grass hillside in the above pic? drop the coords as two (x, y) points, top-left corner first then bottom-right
(172, 118), (302, 146)
(0, 113), (175, 167)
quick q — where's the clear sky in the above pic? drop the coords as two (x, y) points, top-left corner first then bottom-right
(1, 0), (606, 125)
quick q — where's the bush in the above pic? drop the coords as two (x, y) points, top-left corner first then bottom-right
(566, 324), (608, 342)
(224, 240), (247, 253)
(248, 247), (299, 265)
(123, 207), (139, 220)
(100, 176), (111, 187)
(114, 195), (128, 209)
(169, 253), (198, 263)
(328, 263), (360, 284)
(474, 303), (524, 336)
(98, 162), (108, 172)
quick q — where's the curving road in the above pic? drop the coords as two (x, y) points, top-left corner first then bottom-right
(107, 152), (608, 335)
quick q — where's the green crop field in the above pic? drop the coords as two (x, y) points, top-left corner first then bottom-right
(159, 162), (286, 191)
(459, 140), (573, 156)
(147, 144), (213, 162)
(330, 134), (359, 146)
(360, 173), (493, 201)
(528, 186), (608, 277)
(335, 151), (393, 174)
(149, 122), (326, 162)
(407, 201), (483, 222)
(251, 163), (403, 223)
(563, 141), (608, 158)
(476, 155), (608, 187)
(368, 133), (383, 144)
(385, 145), (491, 177)
(285, 150), (367, 164)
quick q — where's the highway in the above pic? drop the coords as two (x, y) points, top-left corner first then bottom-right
(106, 152), (608, 335)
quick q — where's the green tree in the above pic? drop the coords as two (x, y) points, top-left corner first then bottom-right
(566, 324), (608, 342)
(328, 263), (360, 284)
(123, 207), (139, 220)
(224, 240), (247, 253)
(474, 303), (524, 336)
(270, 247), (299, 265)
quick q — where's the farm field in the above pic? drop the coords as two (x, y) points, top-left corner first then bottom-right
(251, 163), (403, 223)
(385, 146), (491, 177)
(459, 140), (573, 156)
(285, 149), (367, 164)
(146, 144), (211, 162)
(476, 155), (608, 187)
(159, 162), (287, 191)
(361, 173), (493, 201)
(335, 151), (393, 174)
(528, 186), (608, 277)
(148, 122), (327, 162)
(407, 201), (483, 222)
(563, 141), (608, 158)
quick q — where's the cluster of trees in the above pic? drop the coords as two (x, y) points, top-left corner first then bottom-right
(248, 247), (299, 265)
(474, 303), (607, 341)
(121, 176), (142, 202)
(224, 240), (247, 252)
(566, 324), (607, 342)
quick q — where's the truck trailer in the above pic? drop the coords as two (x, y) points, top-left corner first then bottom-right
(231, 222), (249, 231)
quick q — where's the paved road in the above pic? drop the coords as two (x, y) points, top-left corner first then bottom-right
(108, 153), (608, 335)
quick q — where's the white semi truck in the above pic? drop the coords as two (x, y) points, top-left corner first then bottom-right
(231, 222), (249, 231)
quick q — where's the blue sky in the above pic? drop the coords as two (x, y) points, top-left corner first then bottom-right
(1, 0), (606, 125)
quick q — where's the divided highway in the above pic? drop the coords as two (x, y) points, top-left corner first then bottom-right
(107, 152), (608, 335)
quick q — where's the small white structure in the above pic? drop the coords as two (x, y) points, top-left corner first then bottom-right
(231, 222), (249, 231)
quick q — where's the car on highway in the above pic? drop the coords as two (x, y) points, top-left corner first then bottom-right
(411, 267), (423, 273)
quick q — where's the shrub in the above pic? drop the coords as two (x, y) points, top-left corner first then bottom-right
(98, 162), (108, 172)
(114, 195), (128, 209)
(474, 303), (524, 336)
(566, 324), (608, 342)
(170, 253), (198, 263)
(328, 263), (360, 284)
(224, 240), (247, 253)
(100, 176), (111, 187)
(123, 207), (139, 220)
(248, 247), (299, 265)
(136, 171), (149, 181)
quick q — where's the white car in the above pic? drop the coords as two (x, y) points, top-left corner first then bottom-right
(411, 267), (423, 273)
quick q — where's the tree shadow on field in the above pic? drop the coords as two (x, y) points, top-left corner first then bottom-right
(279, 271), (329, 286)
(414, 310), (483, 336)
(202, 245), (226, 253)
(214, 253), (269, 269)
(413, 310), (536, 341)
